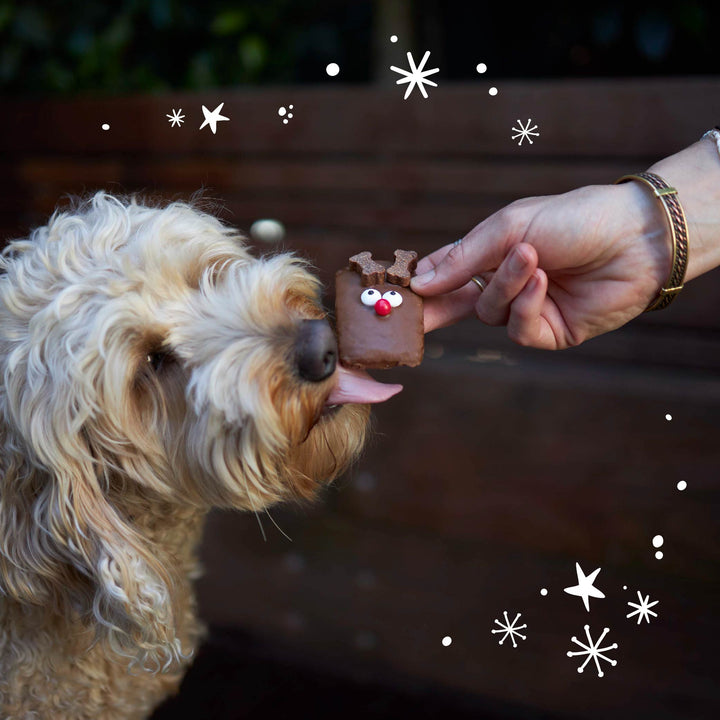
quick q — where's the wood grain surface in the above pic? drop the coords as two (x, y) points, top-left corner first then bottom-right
(2, 81), (719, 719)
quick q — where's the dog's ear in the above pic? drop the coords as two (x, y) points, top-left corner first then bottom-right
(0, 221), (188, 669)
(0, 414), (183, 669)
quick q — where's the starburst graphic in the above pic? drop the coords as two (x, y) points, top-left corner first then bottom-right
(166, 109), (185, 127)
(390, 51), (439, 100)
(491, 611), (527, 648)
(626, 591), (659, 625)
(564, 562), (606, 612)
(567, 625), (618, 677)
(199, 102), (230, 134)
(511, 118), (540, 146)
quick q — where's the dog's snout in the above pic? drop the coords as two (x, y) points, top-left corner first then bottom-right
(295, 319), (337, 383)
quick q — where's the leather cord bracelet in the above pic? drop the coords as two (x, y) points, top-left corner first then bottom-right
(614, 171), (689, 312)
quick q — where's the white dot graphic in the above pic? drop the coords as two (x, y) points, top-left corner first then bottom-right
(390, 35), (398, 43)
(326, 63), (340, 77)
(278, 105), (294, 124)
(540, 588), (548, 596)
(623, 585), (628, 590)
(665, 413), (672, 421)
(488, 87), (498, 96)
(476, 63), (487, 74)
(101, 123), (110, 131)
(653, 535), (664, 559)
(677, 480), (687, 491)
(442, 636), (452, 647)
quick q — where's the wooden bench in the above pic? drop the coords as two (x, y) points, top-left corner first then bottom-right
(2, 80), (719, 717)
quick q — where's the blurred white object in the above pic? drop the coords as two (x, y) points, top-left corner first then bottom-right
(250, 218), (286, 243)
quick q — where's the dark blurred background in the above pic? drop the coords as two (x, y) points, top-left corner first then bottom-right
(1, 0), (718, 96)
(1, 2), (719, 719)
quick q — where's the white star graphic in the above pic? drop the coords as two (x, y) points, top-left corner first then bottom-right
(199, 103), (230, 134)
(390, 50), (439, 100)
(564, 562), (606, 612)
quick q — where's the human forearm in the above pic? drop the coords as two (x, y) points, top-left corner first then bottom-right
(648, 135), (720, 283)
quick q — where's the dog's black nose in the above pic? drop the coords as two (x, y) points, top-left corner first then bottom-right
(295, 319), (337, 382)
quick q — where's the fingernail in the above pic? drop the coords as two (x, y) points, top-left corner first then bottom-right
(526, 270), (542, 292)
(511, 247), (528, 273)
(412, 269), (435, 288)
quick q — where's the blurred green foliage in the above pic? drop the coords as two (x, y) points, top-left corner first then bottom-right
(0, 0), (301, 96)
(1, 0), (715, 97)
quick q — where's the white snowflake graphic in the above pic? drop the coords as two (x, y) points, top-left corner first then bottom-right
(166, 108), (185, 127)
(567, 625), (618, 677)
(511, 118), (540, 146)
(491, 611), (527, 648)
(390, 50), (439, 99)
(626, 591), (659, 625)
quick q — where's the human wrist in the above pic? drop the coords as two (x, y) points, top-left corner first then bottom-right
(610, 180), (673, 307)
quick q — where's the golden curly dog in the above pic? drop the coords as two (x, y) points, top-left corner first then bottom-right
(0, 193), (398, 719)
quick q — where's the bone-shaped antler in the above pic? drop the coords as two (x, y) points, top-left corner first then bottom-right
(349, 251), (386, 287)
(386, 249), (418, 287)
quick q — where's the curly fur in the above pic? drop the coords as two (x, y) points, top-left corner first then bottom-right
(0, 193), (369, 719)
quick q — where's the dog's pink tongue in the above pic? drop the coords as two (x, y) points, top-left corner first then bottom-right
(328, 366), (403, 405)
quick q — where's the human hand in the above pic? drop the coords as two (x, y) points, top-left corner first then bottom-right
(411, 182), (672, 349)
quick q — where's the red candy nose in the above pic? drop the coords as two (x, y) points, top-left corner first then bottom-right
(374, 298), (392, 316)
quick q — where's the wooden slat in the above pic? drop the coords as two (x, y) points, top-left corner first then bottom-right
(2, 185), (505, 236)
(16, 156), (638, 196)
(2, 80), (719, 158)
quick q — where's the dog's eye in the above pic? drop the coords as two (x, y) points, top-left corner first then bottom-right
(147, 352), (168, 372)
(360, 288), (381, 306)
(382, 290), (403, 308)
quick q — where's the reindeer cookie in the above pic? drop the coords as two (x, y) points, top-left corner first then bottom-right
(335, 250), (424, 369)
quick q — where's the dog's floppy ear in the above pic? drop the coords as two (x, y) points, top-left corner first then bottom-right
(0, 401), (183, 670)
(0, 213), (187, 670)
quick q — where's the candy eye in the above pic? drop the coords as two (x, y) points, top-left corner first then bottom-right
(360, 288), (381, 306)
(382, 290), (403, 308)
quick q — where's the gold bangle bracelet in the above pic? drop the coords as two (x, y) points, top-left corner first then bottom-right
(614, 171), (689, 312)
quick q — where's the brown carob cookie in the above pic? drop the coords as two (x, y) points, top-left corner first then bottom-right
(335, 250), (424, 369)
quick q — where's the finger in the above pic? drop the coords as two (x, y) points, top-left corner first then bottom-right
(474, 243), (537, 326)
(415, 240), (458, 277)
(422, 273), (493, 333)
(505, 269), (558, 350)
(411, 212), (517, 296)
